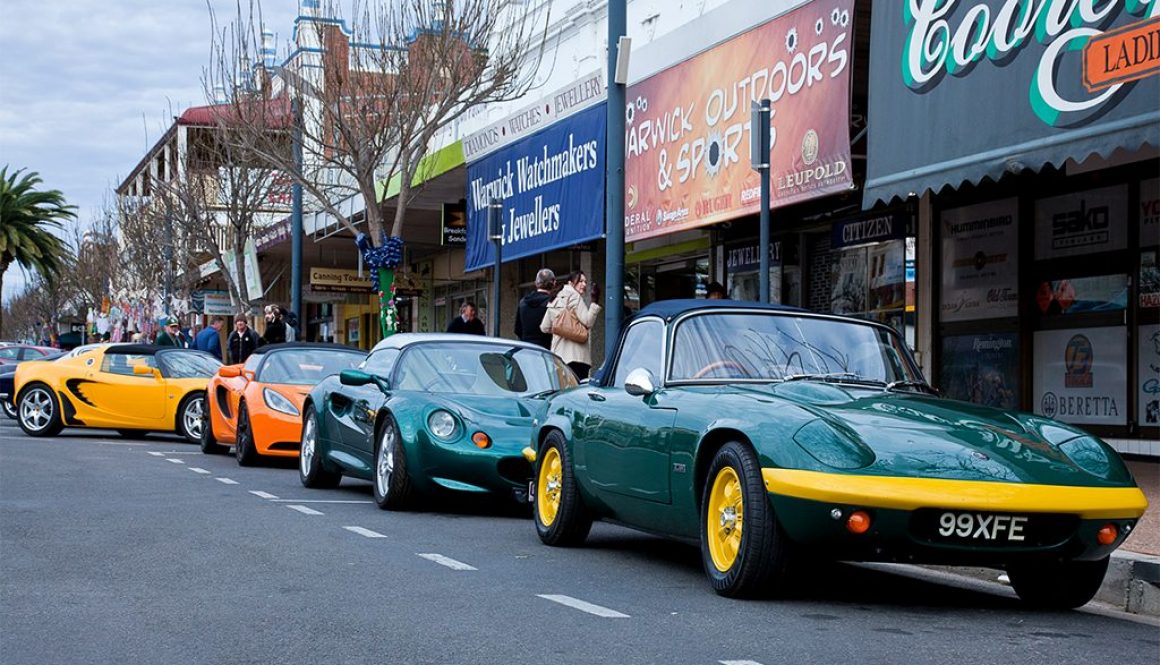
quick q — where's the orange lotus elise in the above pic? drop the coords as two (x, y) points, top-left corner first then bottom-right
(201, 343), (364, 465)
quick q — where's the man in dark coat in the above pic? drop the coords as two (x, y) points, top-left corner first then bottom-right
(514, 268), (555, 349)
(261, 305), (288, 345)
(446, 301), (486, 335)
(227, 315), (260, 364)
(155, 317), (189, 348)
(194, 316), (225, 360)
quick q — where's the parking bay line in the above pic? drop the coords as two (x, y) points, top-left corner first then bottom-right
(270, 499), (373, 504)
(249, 491), (278, 499)
(536, 594), (629, 618)
(343, 526), (387, 539)
(165, 458), (185, 464)
(147, 452), (165, 457)
(720, 661), (765, 665)
(215, 478), (239, 485)
(188, 467), (212, 475)
(417, 553), (478, 571)
(286, 505), (324, 516)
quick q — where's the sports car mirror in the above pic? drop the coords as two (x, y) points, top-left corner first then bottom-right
(340, 369), (379, 388)
(132, 365), (159, 378)
(624, 368), (657, 397)
(217, 366), (241, 378)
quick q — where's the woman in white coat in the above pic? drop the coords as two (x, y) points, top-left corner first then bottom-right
(541, 270), (601, 378)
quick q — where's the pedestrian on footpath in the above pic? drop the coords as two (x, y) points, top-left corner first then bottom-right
(227, 314), (260, 364)
(515, 268), (556, 350)
(154, 317), (189, 348)
(541, 270), (601, 379)
(261, 305), (288, 345)
(447, 301), (486, 335)
(194, 316), (225, 360)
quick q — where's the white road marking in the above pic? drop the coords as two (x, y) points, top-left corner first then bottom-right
(165, 458), (184, 464)
(536, 594), (629, 618)
(156, 451), (201, 455)
(418, 553), (477, 571)
(147, 452), (165, 457)
(343, 526), (387, 538)
(215, 478), (239, 485)
(286, 505), (323, 516)
(720, 661), (765, 665)
(249, 491), (278, 499)
(189, 467), (211, 475)
(270, 499), (373, 504)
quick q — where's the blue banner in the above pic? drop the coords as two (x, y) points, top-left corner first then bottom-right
(465, 102), (606, 272)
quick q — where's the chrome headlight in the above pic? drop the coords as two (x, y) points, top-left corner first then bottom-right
(427, 409), (458, 440)
(263, 388), (299, 416)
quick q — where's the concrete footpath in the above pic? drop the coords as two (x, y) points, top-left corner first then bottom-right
(921, 458), (1160, 616)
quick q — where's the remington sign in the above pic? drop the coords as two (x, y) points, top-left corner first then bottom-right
(865, 2), (1160, 208)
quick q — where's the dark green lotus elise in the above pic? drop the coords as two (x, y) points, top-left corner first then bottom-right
(528, 300), (1147, 607)
(299, 333), (576, 509)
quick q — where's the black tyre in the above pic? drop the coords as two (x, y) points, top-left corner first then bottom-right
(373, 414), (414, 510)
(533, 430), (592, 546)
(3, 400), (16, 420)
(176, 392), (206, 444)
(299, 406), (341, 489)
(1008, 556), (1109, 610)
(117, 430), (150, 439)
(234, 401), (260, 466)
(16, 383), (63, 437)
(699, 441), (790, 598)
(199, 406), (229, 455)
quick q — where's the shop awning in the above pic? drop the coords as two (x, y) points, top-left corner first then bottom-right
(376, 140), (466, 202)
(864, 6), (1160, 208)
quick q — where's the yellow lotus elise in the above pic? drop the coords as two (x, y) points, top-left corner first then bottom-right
(14, 344), (221, 443)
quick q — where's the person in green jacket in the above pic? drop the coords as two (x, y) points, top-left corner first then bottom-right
(154, 317), (189, 348)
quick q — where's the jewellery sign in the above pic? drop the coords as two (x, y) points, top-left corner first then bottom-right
(1033, 326), (1127, 426)
(940, 198), (1019, 322)
(865, 2), (1160, 208)
(623, 0), (854, 242)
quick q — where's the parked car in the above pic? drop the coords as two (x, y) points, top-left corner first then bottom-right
(0, 351), (66, 418)
(201, 342), (365, 465)
(0, 344), (58, 365)
(300, 333), (577, 509)
(14, 344), (221, 442)
(528, 300), (1148, 608)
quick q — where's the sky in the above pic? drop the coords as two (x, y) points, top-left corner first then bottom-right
(0, 0), (299, 303)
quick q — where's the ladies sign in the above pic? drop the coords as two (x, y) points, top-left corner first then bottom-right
(623, 0), (854, 242)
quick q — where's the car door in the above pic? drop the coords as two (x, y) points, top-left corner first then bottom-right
(332, 348), (399, 463)
(77, 350), (167, 426)
(577, 318), (676, 505)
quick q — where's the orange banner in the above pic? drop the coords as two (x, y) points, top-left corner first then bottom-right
(624, 0), (854, 243)
(1084, 16), (1160, 92)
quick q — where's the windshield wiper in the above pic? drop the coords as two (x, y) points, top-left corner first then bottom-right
(781, 372), (886, 386)
(526, 389), (559, 399)
(885, 379), (936, 394)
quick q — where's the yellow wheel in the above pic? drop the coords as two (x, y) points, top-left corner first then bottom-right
(699, 441), (790, 598)
(533, 430), (591, 546)
(706, 466), (744, 572)
(537, 446), (562, 527)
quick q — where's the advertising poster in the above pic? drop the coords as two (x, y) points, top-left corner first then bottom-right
(1141, 178), (1159, 245)
(1035, 275), (1128, 315)
(465, 102), (606, 272)
(1142, 250), (1160, 309)
(1034, 185), (1128, 259)
(867, 240), (905, 312)
(1033, 327), (1127, 426)
(1141, 324), (1160, 427)
(940, 333), (1019, 410)
(623, 0), (854, 242)
(940, 198), (1019, 322)
(830, 248), (866, 315)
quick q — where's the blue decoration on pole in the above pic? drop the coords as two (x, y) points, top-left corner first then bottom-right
(356, 233), (405, 281)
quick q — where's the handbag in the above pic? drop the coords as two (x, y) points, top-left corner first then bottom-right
(551, 305), (589, 344)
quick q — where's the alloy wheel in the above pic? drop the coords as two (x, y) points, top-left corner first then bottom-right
(376, 424), (396, 497)
(183, 396), (204, 440)
(20, 388), (54, 432)
(300, 413), (316, 476)
(706, 466), (744, 572)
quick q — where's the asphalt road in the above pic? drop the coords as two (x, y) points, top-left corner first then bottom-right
(2, 420), (1157, 665)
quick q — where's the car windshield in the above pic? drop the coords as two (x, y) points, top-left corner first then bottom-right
(258, 349), (364, 385)
(157, 350), (222, 378)
(395, 342), (576, 396)
(670, 312), (922, 385)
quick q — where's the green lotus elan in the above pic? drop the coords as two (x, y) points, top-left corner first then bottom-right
(528, 300), (1148, 607)
(299, 333), (577, 509)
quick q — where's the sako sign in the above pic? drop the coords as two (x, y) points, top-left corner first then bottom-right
(623, 0), (854, 242)
(465, 103), (606, 272)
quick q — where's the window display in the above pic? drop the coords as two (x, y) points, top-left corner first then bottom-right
(940, 198), (1018, 322)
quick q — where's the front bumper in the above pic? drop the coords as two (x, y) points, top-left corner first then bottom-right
(763, 468), (1147, 565)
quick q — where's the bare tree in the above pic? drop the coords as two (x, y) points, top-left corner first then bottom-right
(116, 190), (200, 314)
(63, 203), (123, 318)
(208, 0), (550, 333)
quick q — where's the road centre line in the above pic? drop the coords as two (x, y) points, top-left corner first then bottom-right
(343, 526), (387, 538)
(286, 505), (324, 515)
(536, 594), (629, 618)
(165, 458), (184, 464)
(720, 661), (765, 665)
(270, 499), (374, 504)
(417, 553), (477, 571)
(249, 491), (278, 499)
(215, 478), (239, 485)
(147, 452), (165, 457)
(188, 467), (211, 474)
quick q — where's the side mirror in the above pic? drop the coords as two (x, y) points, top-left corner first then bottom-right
(217, 365), (242, 378)
(133, 365), (160, 378)
(624, 368), (657, 397)
(340, 369), (387, 391)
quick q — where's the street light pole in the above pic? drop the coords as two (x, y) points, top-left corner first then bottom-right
(751, 99), (772, 303)
(604, 0), (627, 362)
(489, 198), (504, 337)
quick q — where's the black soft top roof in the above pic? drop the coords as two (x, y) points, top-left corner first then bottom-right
(251, 342), (363, 355)
(635, 299), (805, 322)
(104, 344), (215, 356)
